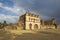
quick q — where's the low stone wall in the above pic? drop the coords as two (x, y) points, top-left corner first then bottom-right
(57, 25), (60, 29)
(40, 25), (55, 29)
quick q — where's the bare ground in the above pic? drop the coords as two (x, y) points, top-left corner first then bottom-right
(0, 29), (60, 40)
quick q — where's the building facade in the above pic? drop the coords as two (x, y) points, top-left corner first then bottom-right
(19, 12), (41, 30)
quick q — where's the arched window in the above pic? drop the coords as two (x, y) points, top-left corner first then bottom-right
(34, 24), (38, 29)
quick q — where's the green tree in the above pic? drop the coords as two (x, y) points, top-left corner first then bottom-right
(3, 21), (7, 27)
(0, 23), (4, 29)
(0, 21), (7, 29)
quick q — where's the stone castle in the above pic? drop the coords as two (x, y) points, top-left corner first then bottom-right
(4, 12), (57, 30)
(19, 12), (40, 30)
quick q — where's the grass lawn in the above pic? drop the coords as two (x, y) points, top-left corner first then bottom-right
(0, 29), (60, 40)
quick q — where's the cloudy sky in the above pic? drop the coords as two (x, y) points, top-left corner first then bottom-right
(0, 0), (60, 24)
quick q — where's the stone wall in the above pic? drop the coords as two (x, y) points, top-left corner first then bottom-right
(40, 25), (55, 29)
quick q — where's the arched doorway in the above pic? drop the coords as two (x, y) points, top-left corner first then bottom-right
(29, 23), (32, 30)
(34, 24), (38, 29)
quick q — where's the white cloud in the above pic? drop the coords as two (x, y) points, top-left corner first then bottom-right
(0, 3), (26, 16)
(4, 6), (26, 14)
(0, 3), (3, 7)
(0, 2), (26, 23)
(0, 14), (19, 23)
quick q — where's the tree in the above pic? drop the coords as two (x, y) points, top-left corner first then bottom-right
(3, 21), (7, 27)
(0, 23), (4, 29)
(0, 21), (7, 29)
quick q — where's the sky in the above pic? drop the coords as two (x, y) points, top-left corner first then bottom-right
(0, 0), (60, 24)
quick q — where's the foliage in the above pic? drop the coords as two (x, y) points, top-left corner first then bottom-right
(0, 21), (7, 29)
(0, 23), (4, 29)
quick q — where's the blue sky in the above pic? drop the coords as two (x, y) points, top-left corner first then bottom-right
(0, 0), (60, 24)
